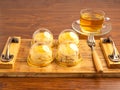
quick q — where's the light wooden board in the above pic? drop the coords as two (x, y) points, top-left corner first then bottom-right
(0, 37), (21, 69)
(0, 39), (120, 77)
(100, 38), (120, 68)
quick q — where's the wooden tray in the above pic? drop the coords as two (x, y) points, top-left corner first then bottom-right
(0, 38), (120, 77)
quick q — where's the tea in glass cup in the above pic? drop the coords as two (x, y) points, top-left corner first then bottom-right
(80, 9), (105, 34)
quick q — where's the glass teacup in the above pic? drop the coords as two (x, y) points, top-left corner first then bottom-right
(80, 8), (110, 34)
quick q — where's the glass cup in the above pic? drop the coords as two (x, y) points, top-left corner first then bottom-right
(56, 43), (81, 67)
(32, 28), (53, 47)
(80, 8), (110, 34)
(58, 29), (79, 45)
(27, 43), (53, 67)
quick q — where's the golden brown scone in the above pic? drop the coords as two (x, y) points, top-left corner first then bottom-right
(28, 43), (53, 67)
(32, 28), (53, 46)
(56, 43), (81, 67)
(58, 29), (79, 45)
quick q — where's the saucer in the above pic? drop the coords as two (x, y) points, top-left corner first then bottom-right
(72, 20), (112, 36)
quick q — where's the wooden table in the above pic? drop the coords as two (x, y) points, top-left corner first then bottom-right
(0, 0), (120, 89)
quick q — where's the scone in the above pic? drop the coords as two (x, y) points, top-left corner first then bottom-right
(32, 28), (53, 46)
(56, 43), (81, 67)
(27, 43), (53, 67)
(58, 29), (79, 44)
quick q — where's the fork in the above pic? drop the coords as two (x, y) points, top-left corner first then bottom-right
(87, 34), (103, 73)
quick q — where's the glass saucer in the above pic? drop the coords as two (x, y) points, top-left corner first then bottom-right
(72, 20), (112, 36)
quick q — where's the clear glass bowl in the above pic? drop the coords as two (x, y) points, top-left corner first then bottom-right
(58, 29), (79, 45)
(56, 43), (81, 67)
(27, 43), (53, 67)
(32, 28), (53, 46)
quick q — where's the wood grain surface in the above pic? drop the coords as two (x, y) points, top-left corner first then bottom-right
(1, 39), (120, 78)
(0, 0), (120, 90)
(0, 37), (21, 69)
(100, 38), (120, 68)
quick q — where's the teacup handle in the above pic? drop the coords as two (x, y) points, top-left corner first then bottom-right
(104, 17), (111, 22)
(102, 17), (111, 27)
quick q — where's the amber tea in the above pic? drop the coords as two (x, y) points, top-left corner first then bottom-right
(80, 9), (105, 34)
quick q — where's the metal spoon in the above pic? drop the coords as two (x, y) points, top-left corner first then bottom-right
(1, 37), (17, 62)
(108, 37), (120, 62)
